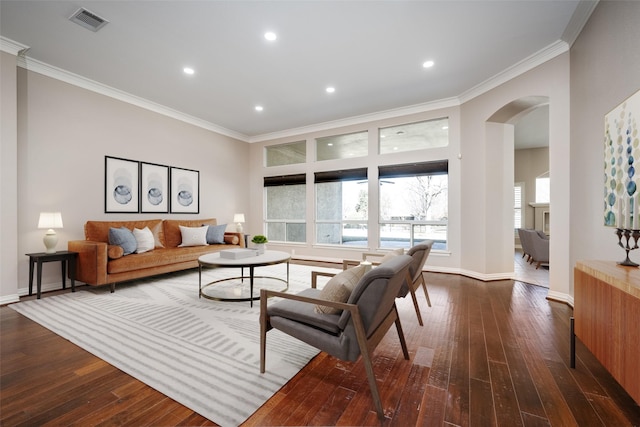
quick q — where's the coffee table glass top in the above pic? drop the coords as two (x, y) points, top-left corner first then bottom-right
(198, 250), (291, 304)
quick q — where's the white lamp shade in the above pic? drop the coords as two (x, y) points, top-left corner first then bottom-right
(38, 212), (63, 229)
(233, 213), (245, 223)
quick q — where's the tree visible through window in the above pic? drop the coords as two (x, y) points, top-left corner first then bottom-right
(379, 161), (448, 250)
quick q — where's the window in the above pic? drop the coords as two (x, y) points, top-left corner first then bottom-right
(316, 131), (368, 161)
(514, 182), (524, 230)
(315, 168), (368, 246)
(535, 172), (550, 203)
(265, 141), (306, 167)
(379, 118), (449, 154)
(264, 174), (306, 242)
(378, 161), (448, 250)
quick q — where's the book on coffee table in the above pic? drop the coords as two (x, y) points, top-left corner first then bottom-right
(220, 248), (259, 259)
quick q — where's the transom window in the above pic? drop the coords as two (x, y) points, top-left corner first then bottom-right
(379, 118), (449, 154)
(316, 131), (368, 161)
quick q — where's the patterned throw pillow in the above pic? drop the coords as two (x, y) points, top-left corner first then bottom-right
(133, 227), (155, 253)
(108, 227), (137, 255)
(315, 265), (366, 314)
(178, 225), (209, 247)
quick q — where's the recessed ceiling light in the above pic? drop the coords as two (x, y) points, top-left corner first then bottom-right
(327, 143), (333, 146)
(326, 86), (335, 93)
(422, 60), (435, 69)
(264, 32), (277, 41)
(255, 105), (264, 112)
(442, 125), (449, 130)
(183, 67), (195, 75)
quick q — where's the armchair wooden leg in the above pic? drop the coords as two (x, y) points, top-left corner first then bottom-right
(260, 289), (270, 374)
(418, 273), (432, 307)
(394, 307), (410, 360)
(409, 288), (424, 326)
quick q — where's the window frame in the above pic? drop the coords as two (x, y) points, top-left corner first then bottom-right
(378, 160), (449, 250)
(264, 174), (307, 243)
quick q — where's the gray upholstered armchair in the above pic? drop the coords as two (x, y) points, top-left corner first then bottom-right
(260, 254), (413, 420)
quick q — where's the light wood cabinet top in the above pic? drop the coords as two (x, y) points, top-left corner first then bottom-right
(575, 260), (640, 299)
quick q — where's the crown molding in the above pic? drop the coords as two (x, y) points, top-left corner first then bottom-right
(562, 0), (599, 47)
(459, 40), (570, 105)
(5, 35), (572, 144)
(0, 36), (29, 56)
(247, 97), (460, 143)
(16, 55), (249, 142)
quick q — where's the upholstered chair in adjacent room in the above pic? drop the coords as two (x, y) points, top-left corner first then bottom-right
(260, 255), (413, 420)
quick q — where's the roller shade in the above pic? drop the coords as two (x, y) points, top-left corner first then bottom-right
(378, 160), (448, 179)
(314, 168), (368, 183)
(263, 174), (306, 187)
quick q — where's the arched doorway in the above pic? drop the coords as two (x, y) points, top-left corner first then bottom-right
(487, 96), (550, 287)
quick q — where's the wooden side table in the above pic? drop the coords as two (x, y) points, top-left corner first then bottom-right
(26, 251), (78, 299)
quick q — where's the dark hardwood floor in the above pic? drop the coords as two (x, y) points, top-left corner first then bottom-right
(2, 264), (639, 426)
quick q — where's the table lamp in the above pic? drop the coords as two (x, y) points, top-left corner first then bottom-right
(38, 212), (63, 253)
(233, 213), (245, 233)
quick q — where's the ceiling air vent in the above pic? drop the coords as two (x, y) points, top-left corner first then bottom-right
(69, 8), (109, 32)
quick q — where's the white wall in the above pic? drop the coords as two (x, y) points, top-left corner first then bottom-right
(569, 1), (640, 295)
(1, 51), (19, 303)
(1, 67), (250, 302)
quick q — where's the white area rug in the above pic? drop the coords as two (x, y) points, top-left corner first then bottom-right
(9, 263), (340, 426)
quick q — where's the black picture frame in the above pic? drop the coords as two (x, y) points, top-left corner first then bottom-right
(140, 162), (170, 213)
(170, 167), (200, 214)
(105, 156), (139, 213)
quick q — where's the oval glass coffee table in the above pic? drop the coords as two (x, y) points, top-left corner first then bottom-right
(198, 250), (290, 306)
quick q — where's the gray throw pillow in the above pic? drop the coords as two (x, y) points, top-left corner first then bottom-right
(108, 227), (137, 255)
(206, 224), (227, 244)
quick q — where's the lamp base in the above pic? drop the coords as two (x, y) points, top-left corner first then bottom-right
(236, 223), (243, 233)
(43, 229), (58, 254)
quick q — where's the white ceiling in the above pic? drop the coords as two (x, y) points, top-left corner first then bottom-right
(0, 1), (593, 145)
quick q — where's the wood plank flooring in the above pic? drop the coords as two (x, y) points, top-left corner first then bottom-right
(2, 264), (639, 426)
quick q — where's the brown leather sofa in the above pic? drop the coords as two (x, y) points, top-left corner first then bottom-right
(68, 218), (244, 292)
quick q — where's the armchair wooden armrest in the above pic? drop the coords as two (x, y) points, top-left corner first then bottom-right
(311, 270), (336, 288)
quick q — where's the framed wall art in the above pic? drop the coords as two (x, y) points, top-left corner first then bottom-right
(141, 162), (169, 213)
(604, 89), (640, 228)
(170, 167), (199, 214)
(105, 156), (139, 213)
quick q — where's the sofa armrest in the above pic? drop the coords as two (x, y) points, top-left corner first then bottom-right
(68, 240), (108, 286)
(224, 232), (245, 247)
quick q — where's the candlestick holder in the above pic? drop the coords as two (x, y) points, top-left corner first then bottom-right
(615, 228), (640, 267)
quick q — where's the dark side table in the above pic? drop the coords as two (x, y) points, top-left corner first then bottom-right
(26, 251), (78, 299)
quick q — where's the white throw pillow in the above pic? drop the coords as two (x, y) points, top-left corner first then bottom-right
(178, 225), (209, 247)
(133, 227), (155, 254)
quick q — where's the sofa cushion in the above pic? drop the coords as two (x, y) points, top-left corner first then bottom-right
(107, 245), (227, 274)
(163, 218), (217, 248)
(133, 227), (155, 253)
(150, 222), (165, 248)
(108, 227), (137, 255)
(206, 224), (227, 244)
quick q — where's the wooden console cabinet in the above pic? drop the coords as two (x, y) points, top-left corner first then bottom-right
(574, 260), (640, 405)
